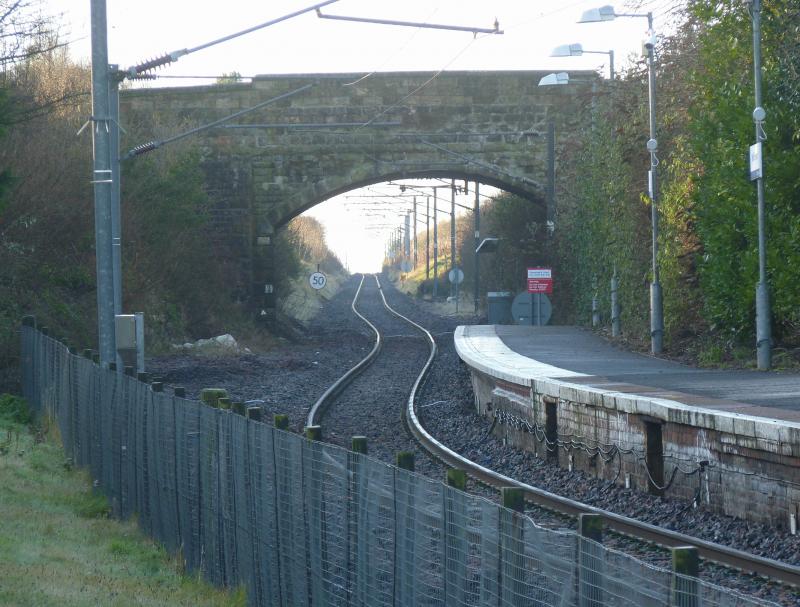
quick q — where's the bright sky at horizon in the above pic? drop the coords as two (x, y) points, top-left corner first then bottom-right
(43, 0), (674, 272)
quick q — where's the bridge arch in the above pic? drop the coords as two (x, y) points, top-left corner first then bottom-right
(121, 70), (595, 311)
(275, 167), (544, 229)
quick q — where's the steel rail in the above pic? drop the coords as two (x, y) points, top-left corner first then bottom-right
(380, 288), (800, 589)
(315, 274), (800, 588)
(306, 274), (382, 428)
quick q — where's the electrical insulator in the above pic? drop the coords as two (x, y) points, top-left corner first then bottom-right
(128, 53), (174, 77)
(126, 141), (160, 158)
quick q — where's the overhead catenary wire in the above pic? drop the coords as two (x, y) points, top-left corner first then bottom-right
(124, 0), (341, 77)
(122, 83), (313, 159)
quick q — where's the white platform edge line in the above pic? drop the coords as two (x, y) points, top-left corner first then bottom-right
(454, 325), (800, 435)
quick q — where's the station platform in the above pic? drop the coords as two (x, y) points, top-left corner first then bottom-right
(454, 325), (800, 526)
(455, 324), (800, 423)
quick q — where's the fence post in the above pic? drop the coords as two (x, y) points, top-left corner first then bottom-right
(578, 513), (605, 607)
(352, 436), (367, 454)
(200, 388), (227, 408)
(394, 450), (417, 607)
(303, 423), (326, 604)
(348, 436), (368, 604)
(500, 487), (525, 606)
(174, 386), (186, 398)
(396, 451), (415, 471)
(21, 316), (36, 403)
(274, 414), (289, 430)
(246, 406), (263, 422)
(444, 469), (468, 606)
(671, 546), (699, 607)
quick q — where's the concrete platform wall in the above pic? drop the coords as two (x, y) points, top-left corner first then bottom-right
(458, 327), (800, 530)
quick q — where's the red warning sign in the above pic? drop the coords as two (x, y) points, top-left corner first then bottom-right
(527, 267), (553, 294)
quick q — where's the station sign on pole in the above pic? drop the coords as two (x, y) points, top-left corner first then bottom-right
(527, 267), (553, 294)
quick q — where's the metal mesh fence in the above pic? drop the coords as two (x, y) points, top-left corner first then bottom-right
(20, 325), (777, 607)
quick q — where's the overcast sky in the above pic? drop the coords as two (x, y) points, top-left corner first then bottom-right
(49, 0), (674, 80)
(45, 0), (674, 272)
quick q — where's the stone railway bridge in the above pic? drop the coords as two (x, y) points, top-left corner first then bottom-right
(120, 70), (595, 313)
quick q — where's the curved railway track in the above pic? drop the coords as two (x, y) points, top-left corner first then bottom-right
(310, 273), (800, 591)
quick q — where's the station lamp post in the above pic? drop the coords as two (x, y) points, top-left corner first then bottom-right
(579, 4), (664, 355)
(550, 43), (615, 80)
(748, 0), (771, 369)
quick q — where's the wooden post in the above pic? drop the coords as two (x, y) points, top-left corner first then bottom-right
(348, 436), (368, 602)
(274, 414), (289, 430)
(396, 451), (415, 471)
(232, 401), (246, 416)
(578, 513), (604, 607)
(305, 425), (322, 441)
(444, 469), (468, 605)
(82, 349), (93, 359)
(173, 386), (186, 398)
(501, 487), (524, 512)
(500, 487), (525, 606)
(217, 397), (232, 410)
(246, 406), (263, 422)
(446, 468), (466, 490)
(671, 547), (699, 607)
(151, 382), (163, 393)
(137, 372), (149, 383)
(199, 387), (227, 408)
(124, 365), (134, 376)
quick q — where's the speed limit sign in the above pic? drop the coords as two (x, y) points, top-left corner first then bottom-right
(309, 271), (327, 290)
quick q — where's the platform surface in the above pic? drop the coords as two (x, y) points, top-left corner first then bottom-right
(460, 325), (800, 422)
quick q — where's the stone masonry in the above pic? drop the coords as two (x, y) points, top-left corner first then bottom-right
(120, 71), (595, 310)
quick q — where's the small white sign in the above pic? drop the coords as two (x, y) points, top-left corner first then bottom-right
(749, 142), (763, 180)
(309, 271), (327, 290)
(527, 268), (552, 279)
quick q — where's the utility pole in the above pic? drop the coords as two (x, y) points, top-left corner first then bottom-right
(404, 213), (411, 261)
(433, 191), (439, 298)
(473, 182), (480, 314)
(751, 0), (771, 370)
(412, 196), (418, 268)
(108, 64), (123, 370)
(645, 12), (664, 355)
(450, 179), (457, 298)
(425, 196), (430, 283)
(90, 0), (115, 365)
(547, 121), (555, 233)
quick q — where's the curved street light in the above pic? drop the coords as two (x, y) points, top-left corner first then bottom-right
(550, 43), (615, 80)
(579, 4), (663, 355)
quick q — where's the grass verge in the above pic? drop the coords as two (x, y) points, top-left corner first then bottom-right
(0, 394), (245, 607)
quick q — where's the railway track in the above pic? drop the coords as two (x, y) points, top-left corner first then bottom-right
(309, 273), (800, 591)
